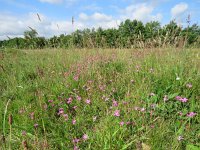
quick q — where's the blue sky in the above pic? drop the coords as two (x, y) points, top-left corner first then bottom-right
(0, 0), (200, 40)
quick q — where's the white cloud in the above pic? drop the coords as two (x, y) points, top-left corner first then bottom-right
(0, 12), (85, 40)
(78, 12), (118, 29)
(120, 3), (162, 23)
(39, 0), (63, 4)
(0, 2), (164, 40)
(171, 3), (188, 18)
(79, 12), (112, 22)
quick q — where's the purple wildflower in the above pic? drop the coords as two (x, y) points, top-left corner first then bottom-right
(187, 112), (197, 118)
(72, 138), (80, 143)
(112, 100), (118, 107)
(119, 121), (124, 126)
(58, 108), (64, 115)
(73, 75), (79, 81)
(76, 96), (81, 101)
(74, 146), (80, 150)
(85, 99), (91, 104)
(82, 134), (89, 141)
(48, 100), (53, 103)
(114, 110), (120, 117)
(67, 97), (73, 104)
(72, 119), (76, 125)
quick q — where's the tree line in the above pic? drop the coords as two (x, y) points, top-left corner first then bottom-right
(0, 19), (200, 49)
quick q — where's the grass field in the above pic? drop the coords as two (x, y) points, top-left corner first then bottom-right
(1, 48), (200, 150)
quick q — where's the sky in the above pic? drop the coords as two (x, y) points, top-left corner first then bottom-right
(0, 0), (200, 40)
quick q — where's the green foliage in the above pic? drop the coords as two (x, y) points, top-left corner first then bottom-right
(0, 19), (200, 49)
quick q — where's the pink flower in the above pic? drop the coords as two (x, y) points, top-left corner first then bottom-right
(72, 119), (76, 125)
(187, 112), (197, 118)
(73, 106), (78, 110)
(175, 96), (188, 103)
(76, 96), (81, 101)
(82, 134), (89, 141)
(112, 100), (118, 107)
(67, 97), (73, 104)
(34, 123), (38, 129)
(72, 138), (80, 143)
(140, 108), (145, 112)
(85, 99), (91, 104)
(114, 110), (120, 117)
(175, 96), (182, 101)
(186, 83), (192, 88)
(150, 125), (155, 128)
(48, 100), (53, 103)
(73, 75), (79, 81)
(74, 146), (80, 150)
(58, 108), (64, 115)
(30, 112), (34, 120)
(178, 112), (183, 116)
(119, 121), (124, 126)
(180, 98), (188, 102)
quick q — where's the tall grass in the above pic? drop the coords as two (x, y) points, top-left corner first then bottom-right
(0, 47), (200, 149)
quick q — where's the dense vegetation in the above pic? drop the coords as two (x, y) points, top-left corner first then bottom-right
(1, 19), (200, 49)
(1, 47), (200, 149)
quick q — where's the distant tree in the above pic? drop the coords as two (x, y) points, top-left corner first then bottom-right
(24, 29), (38, 39)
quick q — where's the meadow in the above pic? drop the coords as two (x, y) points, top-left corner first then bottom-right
(0, 47), (200, 150)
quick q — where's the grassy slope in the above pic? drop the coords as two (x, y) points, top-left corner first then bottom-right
(0, 48), (200, 150)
